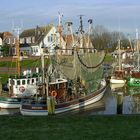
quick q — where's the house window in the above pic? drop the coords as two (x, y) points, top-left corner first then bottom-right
(51, 36), (53, 42)
(35, 48), (38, 53)
(11, 38), (15, 44)
(32, 37), (35, 43)
(26, 37), (31, 43)
(24, 38), (26, 43)
(5, 38), (10, 44)
(20, 38), (24, 44)
(48, 36), (51, 42)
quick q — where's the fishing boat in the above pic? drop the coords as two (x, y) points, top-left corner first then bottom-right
(20, 79), (106, 116)
(20, 15), (107, 116)
(0, 97), (21, 109)
(110, 39), (126, 84)
(127, 29), (140, 87)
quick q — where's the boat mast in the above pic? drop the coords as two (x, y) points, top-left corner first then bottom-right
(118, 39), (121, 71)
(136, 29), (140, 71)
(57, 12), (63, 55)
(41, 40), (47, 95)
(65, 22), (74, 53)
(87, 19), (93, 49)
(79, 15), (84, 52)
(14, 28), (21, 76)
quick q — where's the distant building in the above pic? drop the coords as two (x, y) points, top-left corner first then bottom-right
(0, 31), (16, 56)
(0, 33), (2, 46)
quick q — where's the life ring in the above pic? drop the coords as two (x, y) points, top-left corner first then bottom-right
(51, 90), (57, 97)
(19, 86), (25, 93)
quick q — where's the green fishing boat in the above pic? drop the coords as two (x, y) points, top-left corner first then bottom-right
(127, 29), (140, 87)
(127, 77), (140, 87)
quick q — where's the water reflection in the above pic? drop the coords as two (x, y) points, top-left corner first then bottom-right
(0, 109), (20, 115)
(91, 84), (140, 115)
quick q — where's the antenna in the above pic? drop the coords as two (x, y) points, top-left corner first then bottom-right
(58, 12), (63, 26)
(87, 19), (93, 48)
(65, 22), (75, 50)
(79, 15), (84, 34)
(127, 34), (133, 52)
(57, 12), (63, 54)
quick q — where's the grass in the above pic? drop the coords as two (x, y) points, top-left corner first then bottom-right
(0, 58), (49, 68)
(0, 115), (140, 140)
(0, 58), (50, 85)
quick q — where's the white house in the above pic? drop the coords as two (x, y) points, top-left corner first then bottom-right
(20, 25), (66, 56)
(0, 37), (2, 46)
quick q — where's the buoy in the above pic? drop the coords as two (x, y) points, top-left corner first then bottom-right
(51, 90), (57, 97)
(19, 86), (25, 93)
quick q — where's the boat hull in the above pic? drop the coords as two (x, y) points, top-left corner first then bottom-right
(20, 80), (107, 116)
(128, 87), (140, 95)
(110, 83), (125, 91)
(110, 78), (126, 84)
(0, 98), (21, 109)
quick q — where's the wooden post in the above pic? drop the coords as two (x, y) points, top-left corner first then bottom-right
(47, 96), (55, 115)
(0, 77), (2, 95)
(117, 92), (123, 114)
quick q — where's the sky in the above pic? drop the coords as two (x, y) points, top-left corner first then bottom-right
(0, 0), (140, 37)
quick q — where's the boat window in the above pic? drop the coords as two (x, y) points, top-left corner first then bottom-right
(13, 80), (15, 85)
(17, 80), (20, 85)
(22, 80), (26, 85)
(27, 79), (30, 84)
(56, 84), (59, 89)
(10, 79), (14, 85)
(32, 79), (34, 84)
(36, 78), (38, 82)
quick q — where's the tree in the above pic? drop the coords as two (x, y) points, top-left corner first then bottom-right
(1, 43), (10, 57)
(90, 25), (128, 52)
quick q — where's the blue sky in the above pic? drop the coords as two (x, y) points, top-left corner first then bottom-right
(0, 0), (140, 36)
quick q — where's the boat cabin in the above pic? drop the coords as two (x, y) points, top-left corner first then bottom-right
(114, 70), (125, 79)
(48, 78), (68, 102)
(8, 75), (42, 97)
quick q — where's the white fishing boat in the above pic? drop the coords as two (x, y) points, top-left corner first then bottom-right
(110, 39), (126, 84)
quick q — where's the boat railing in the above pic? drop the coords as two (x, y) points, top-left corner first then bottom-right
(21, 97), (46, 104)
